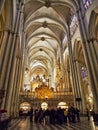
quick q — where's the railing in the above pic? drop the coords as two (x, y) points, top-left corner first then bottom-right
(19, 91), (73, 101)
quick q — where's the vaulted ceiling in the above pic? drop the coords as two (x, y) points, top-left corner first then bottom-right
(24, 0), (77, 78)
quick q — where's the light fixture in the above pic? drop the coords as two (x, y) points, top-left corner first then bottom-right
(42, 21), (48, 28)
(25, 67), (29, 72)
(45, 1), (51, 8)
(41, 37), (45, 41)
(39, 48), (43, 51)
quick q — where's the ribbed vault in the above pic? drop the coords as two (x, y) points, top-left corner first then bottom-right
(24, 0), (77, 83)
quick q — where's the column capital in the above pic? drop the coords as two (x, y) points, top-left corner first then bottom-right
(0, 27), (19, 35)
(87, 38), (98, 43)
(0, 28), (11, 33)
(11, 32), (19, 37)
(16, 55), (22, 60)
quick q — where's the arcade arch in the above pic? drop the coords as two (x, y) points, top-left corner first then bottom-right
(58, 102), (68, 109)
(41, 102), (48, 110)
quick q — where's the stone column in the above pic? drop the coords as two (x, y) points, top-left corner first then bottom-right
(20, 16), (25, 92)
(0, 30), (8, 68)
(12, 55), (22, 117)
(92, 39), (98, 59)
(0, 30), (10, 90)
(3, 3), (22, 114)
(1, 32), (14, 109)
(10, 56), (19, 116)
(67, 24), (79, 107)
(0, 0), (5, 14)
(73, 60), (83, 110)
(88, 39), (98, 88)
(10, 9), (25, 116)
(4, 35), (19, 113)
(67, 70), (72, 92)
(74, 61), (81, 94)
(76, 1), (98, 111)
(10, 5), (24, 116)
(15, 58), (24, 117)
(64, 70), (68, 91)
(75, 60), (87, 112)
(0, 31), (4, 55)
(0, 31), (14, 109)
(53, 53), (57, 91)
(59, 44), (67, 91)
(17, 7), (25, 94)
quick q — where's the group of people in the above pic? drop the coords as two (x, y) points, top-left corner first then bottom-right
(28, 106), (80, 125)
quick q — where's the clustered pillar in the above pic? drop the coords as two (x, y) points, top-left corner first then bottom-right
(76, 0), (98, 112)
(0, 2), (24, 117)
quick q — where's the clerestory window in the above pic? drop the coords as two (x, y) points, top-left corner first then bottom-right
(83, 0), (93, 9)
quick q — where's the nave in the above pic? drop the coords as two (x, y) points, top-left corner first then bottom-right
(0, 1), (98, 130)
(8, 117), (98, 130)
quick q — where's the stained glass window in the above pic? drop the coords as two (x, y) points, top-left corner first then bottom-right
(70, 15), (78, 36)
(83, 0), (93, 9)
(81, 67), (88, 78)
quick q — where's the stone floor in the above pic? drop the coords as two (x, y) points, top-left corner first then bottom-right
(7, 116), (98, 130)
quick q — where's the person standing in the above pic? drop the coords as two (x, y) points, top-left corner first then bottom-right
(75, 108), (80, 122)
(63, 108), (68, 123)
(86, 108), (90, 120)
(50, 108), (56, 125)
(29, 107), (33, 122)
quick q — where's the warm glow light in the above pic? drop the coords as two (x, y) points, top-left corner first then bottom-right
(58, 102), (68, 109)
(88, 97), (92, 103)
(22, 106), (28, 110)
(20, 102), (31, 110)
(41, 102), (48, 110)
